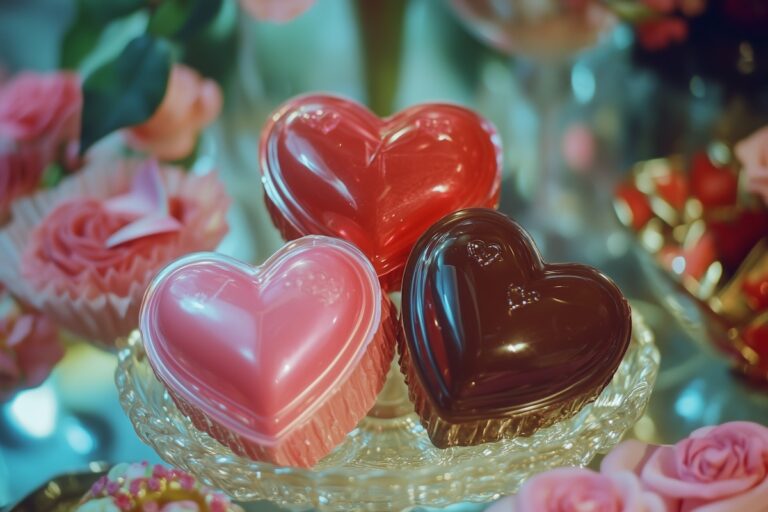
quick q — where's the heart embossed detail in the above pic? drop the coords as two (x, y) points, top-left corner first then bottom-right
(140, 236), (396, 467)
(399, 209), (632, 447)
(260, 94), (502, 291)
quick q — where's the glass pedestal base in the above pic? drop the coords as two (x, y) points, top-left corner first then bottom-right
(115, 311), (658, 511)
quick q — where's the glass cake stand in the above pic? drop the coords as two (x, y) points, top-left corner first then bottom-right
(115, 311), (658, 511)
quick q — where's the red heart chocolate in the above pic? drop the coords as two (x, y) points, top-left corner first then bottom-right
(259, 94), (502, 291)
(399, 209), (632, 447)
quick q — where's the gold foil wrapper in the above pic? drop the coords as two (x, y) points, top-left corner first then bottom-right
(7, 463), (108, 512)
(615, 147), (768, 380)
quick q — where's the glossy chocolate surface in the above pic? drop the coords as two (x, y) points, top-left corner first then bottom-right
(401, 209), (632, 422)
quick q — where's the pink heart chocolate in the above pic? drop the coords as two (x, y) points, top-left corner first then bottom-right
(140, 236), (396, 467)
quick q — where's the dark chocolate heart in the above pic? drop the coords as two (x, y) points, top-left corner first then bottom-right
(400, 208), (631, 446)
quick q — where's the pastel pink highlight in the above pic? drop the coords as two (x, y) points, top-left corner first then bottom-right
(140, 237), (396, 467)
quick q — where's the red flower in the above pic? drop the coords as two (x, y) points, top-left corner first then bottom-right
(636, 17), (689, 50)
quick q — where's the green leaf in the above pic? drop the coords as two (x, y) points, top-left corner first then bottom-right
(148, 0), (224, 40)
(176, 0), (224, 40)
(60, 0), (149, 69)
(80, 35), (172, 153)
(61, 18), (102, 69)
(179, 0), (237, 83)
(147, 0), (188, 37)
(80, 0), (148, 24)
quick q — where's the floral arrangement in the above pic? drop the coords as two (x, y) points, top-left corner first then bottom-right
(0, 0), (318, 398)
(488, 421), (768, 511)
(0, 0), (315, 227)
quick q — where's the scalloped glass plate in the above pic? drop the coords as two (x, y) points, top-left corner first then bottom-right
(115, 311), (658, 511)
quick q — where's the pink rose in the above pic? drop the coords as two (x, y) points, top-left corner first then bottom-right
(239, 0), (314, 22)
(486, 468), (666, 512)
(636, 17), (689, 50)
(0, 72), (81, 145)
(0, 295), (64, 401)
(126, 65), (222, 161)
(735, 125), (768, 204)
(0, 72), (82, 220)
(602, 422), (768, 512)
(22, 199), (181, 299)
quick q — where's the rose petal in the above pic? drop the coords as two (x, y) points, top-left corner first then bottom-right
(643, 423), (768, 501)
(602, 439), (662, 475)
(106, 214), (182, 248)
(512, 467), (666, 512)
(685, 474), (768, 512)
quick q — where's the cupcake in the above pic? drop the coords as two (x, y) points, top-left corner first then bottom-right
(0, 157), (229, 346)
(139, 237), (397, 467)
(0, 288), (64, 401)
(399, 209), (631, 447)
(76, 462), (242, 512)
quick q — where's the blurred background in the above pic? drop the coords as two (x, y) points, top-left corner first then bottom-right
(2, 0), (768, 510)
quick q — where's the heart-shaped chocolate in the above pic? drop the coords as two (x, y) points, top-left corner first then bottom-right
(140, 236), (396, 466)
(260, 94), (502, 291)
(400, 209), (631, 447)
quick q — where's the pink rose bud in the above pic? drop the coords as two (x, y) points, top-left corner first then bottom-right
(0, 72), (81, 145)
(126, 65), (222, 161)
